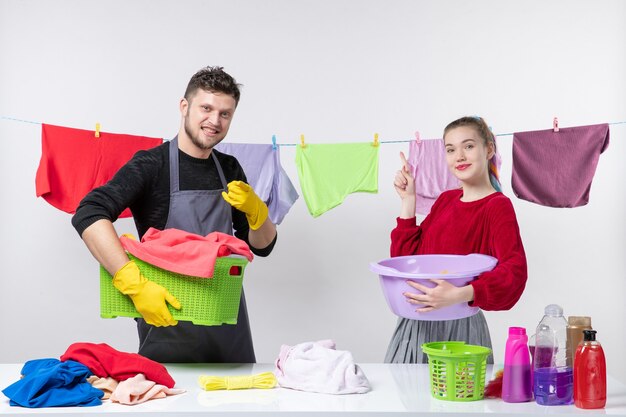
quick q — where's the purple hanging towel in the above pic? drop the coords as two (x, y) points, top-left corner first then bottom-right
(512, 124), (609, 208)
(215, 143), (299, 224)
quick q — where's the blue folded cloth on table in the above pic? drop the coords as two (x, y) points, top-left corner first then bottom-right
(2, 358), (103, 408)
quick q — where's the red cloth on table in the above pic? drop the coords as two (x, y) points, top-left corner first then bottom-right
(35, 124), (162, 217)
(60, 342), (175, 388)
(120, 227), (254, 278)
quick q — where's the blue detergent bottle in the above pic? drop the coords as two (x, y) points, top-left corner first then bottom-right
(533, 304), (573, 405)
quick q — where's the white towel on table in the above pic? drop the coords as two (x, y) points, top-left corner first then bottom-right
(274, 340), (371, 395)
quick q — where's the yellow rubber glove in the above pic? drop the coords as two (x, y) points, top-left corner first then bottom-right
(221, 180), (269, 230)
(113, 260), (181, 327)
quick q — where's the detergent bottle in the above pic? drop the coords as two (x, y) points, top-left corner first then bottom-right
(533, 304), (573, 405)
(566, 316), (592, 368)
(574, 329), (606, 409)
(502, 326), (533, 402)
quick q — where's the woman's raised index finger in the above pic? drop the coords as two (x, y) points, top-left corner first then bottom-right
(399, 151), (410, 171)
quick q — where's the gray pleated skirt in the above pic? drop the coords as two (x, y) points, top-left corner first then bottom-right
(384, 310), (493, 364)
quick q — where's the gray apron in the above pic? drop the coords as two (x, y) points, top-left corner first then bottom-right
(136, 136), (255, 363)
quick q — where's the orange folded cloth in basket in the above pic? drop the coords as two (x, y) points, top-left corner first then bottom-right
(120, 228), (253, 278)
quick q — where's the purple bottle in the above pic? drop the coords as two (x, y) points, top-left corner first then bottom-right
(502, 327), (533, 402)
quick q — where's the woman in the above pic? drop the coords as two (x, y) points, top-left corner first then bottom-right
(386, 116), (527, 363)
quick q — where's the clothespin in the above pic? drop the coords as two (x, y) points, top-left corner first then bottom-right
(372, 133), (379, 147)
(414, 131), (421, 145)
(553, 117), (559, 132)
(300, 134), (306, 148)
(95, 123), (101, 138)
(271, 134), (277, 150)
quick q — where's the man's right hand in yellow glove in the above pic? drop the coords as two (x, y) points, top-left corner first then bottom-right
(113, 260), (181, 327)
(221, 180), (269, 230)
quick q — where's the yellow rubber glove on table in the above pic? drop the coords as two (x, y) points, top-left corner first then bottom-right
(221, 180), (269, 230)
(113, 260), (181, 327)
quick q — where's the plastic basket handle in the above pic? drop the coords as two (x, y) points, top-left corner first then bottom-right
(229, 266), (243, 277)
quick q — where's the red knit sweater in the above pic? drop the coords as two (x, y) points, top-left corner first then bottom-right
(390, 189), (527, 311)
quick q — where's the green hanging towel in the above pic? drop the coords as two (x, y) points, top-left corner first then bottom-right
(295, 142), (379, 217)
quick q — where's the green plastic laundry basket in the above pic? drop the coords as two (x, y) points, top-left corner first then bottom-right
(422, 341), (491, 402)
(100, 254), (248, 326)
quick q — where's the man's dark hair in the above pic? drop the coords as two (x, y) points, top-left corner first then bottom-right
(184, 66), (241, 105)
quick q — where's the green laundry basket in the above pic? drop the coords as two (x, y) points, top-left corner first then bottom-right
(422, 341), (491, 401)
(100, 254), (248, 326)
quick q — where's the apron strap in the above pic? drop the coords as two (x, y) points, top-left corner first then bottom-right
(168, 136), (181, 193)
(211, 151), (228, 190)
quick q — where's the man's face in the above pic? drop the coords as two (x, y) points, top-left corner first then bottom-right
(181, 89), (237, 150)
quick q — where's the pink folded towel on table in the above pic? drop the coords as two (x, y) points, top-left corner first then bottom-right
(274, 340), (371, 395)
(110, 373), (185, 405)
(120, 227), (253, 278)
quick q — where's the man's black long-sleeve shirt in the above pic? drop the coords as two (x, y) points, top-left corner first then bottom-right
(71, 141), (276, 256)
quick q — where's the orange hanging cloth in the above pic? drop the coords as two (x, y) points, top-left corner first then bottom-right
(35, 124), (162, 217)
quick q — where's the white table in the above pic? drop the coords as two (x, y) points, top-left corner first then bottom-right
(1, 363), (625, 416)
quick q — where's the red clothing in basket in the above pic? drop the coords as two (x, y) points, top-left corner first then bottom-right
(390, 189), (527, 311)
(120, 227), (253, 278)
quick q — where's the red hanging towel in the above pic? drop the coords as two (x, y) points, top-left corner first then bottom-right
(35, 124), (162, 217)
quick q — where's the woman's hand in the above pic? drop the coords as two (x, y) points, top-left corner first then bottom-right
(394, 152), (416, 218)
(403, 279), (475, 312)
(394, 152), (415, 197)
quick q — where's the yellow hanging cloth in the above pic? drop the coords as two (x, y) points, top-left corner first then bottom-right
(198, 372), (277, 391)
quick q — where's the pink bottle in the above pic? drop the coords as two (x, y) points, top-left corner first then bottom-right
(503, 326), (533, 402)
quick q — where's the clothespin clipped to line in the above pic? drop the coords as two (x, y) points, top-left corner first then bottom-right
(553, 117), (559, 132)
(95, 123), (101, 138)
(372, 133), (379, 147)
(414, 131), (421, 145)
(300, 134), (306, 148)
(272, 134), (277, 150)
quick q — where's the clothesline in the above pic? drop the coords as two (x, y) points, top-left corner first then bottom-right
(31, 116), (613, 218)
(2, 115), (625, 146)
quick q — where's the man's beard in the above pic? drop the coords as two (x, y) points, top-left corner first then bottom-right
(185, 123), (215, 150)
(185, 114), (224, 151)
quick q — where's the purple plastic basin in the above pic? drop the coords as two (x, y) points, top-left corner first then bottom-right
(369, 254), (497, 321)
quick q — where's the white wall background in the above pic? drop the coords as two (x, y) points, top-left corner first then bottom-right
(1, 0), (625, 382)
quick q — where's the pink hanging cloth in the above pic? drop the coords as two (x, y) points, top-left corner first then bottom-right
(120, 227), (253, 278)
(408, 137), (502, 215)
(408, 138), (460, 215)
